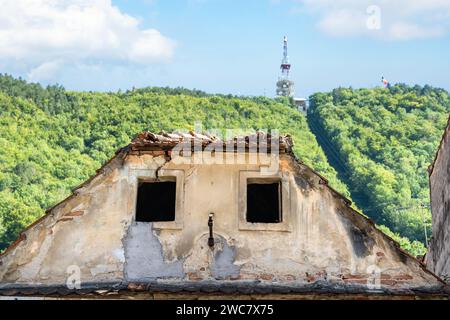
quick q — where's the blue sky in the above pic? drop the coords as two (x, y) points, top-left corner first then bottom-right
(1, 0), (449, 97)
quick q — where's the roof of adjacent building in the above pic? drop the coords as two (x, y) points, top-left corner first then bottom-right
(129, 130), (293, 153)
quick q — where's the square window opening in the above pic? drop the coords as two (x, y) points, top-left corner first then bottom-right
(136, 181), (176, 222)
(246, 181), (282, 223)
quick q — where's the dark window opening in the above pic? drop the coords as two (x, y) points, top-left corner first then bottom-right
(246, 182), (281, 223)
(136, 181), (176, 222)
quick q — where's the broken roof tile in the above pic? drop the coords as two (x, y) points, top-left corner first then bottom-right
(129, 130), (293, 153)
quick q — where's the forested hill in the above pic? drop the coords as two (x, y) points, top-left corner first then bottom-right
(308, 85), (450, 245)
(0, 74), (347, 252)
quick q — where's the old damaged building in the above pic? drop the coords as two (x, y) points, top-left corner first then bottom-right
(0, 131), (448, 299)
(426, 116), (450, 282)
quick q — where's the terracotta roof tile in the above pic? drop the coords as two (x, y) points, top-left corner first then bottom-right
(130, 130), (293, 153)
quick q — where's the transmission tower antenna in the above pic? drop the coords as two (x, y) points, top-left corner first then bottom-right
(276, 36), (294, 97)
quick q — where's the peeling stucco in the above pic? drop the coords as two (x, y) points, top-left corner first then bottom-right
(123, 222), (184, 281)
(211, 236), (241, 280)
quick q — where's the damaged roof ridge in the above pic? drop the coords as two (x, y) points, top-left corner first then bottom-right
(130, 130), (293, 153)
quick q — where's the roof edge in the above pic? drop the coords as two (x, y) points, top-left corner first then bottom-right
(428, 114), (450, 177)
(0, 280), (448, 297)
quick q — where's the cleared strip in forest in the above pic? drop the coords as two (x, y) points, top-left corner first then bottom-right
(306, 110), (374, 218)
(306, 114), (350, 178)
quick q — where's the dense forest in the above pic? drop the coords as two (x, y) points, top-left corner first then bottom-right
(0, 74), (445, 257)
(309, 85), (450, 245)
(0, 74), (347, 252)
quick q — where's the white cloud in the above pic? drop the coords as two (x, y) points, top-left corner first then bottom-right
(295, 0), (450, 40)
(0, 0), (175, 81)
(27, 59), (64, 82)
(388, 22), (445, 40)
(317, 9), (367, 37)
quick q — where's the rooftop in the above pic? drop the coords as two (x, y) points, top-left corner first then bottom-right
(128, 130), (293, 153)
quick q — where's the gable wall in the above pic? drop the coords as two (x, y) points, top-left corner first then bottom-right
(0, 152), (441, 289)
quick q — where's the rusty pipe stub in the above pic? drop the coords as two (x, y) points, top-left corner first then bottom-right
(208, 213), (214, 248)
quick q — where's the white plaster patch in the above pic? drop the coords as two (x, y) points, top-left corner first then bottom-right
(112, 248), (126, 263)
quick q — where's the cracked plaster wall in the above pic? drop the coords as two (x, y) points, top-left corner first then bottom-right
(0, 152), (442, 289)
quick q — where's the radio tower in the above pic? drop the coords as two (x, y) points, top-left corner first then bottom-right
(276, 36), (294, 97)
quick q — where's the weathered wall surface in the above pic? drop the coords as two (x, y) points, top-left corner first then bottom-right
(0, 152), (442, 290)
(427, 124), (450, 282)
(0, 155), (131, 284)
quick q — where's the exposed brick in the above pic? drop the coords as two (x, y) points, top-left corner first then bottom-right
(238, 272), (258, 280)
(342, 274), (368, 280)
(128, 283), (146, 291)
(381, 279), (398, 286)
(151, 151), (166, 156)
(65, 211), (84, 217)
(305, 272), (316, 282)
(259, 273), (274, 281)
(187, 272), (203, 281)
(393, 274), (413, 281)
(342, 274), (369, 285)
